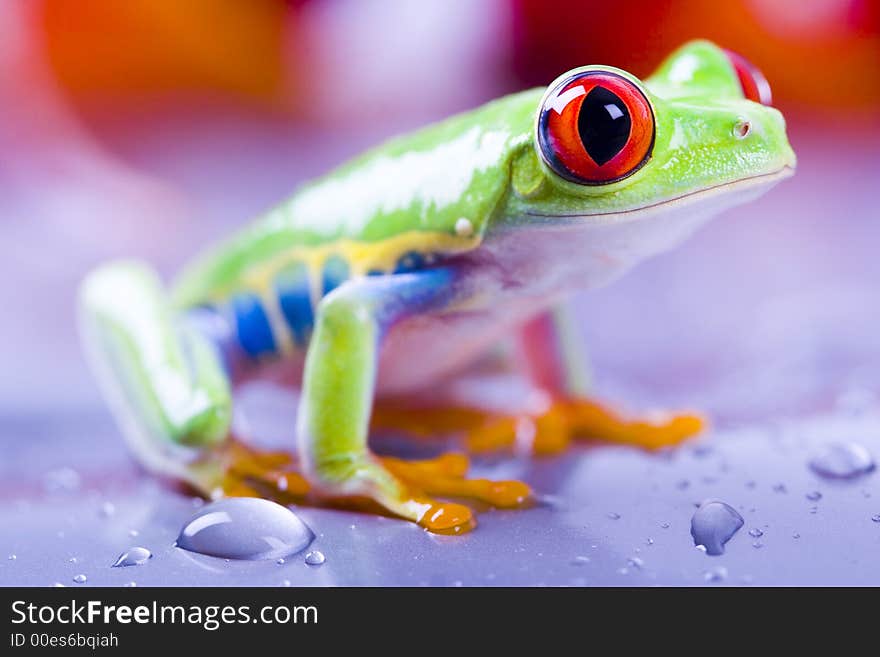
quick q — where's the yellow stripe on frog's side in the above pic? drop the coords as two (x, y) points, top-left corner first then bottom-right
(204, 230), (481, 302)
(197, 230), (481, 356)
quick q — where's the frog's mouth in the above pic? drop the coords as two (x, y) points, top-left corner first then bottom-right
(526, 165), (795, 224)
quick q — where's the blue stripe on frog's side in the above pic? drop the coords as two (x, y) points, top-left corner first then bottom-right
(321, 255), (350, 295)
(393, 251), (426, 274)
(180, 305), (238, 376)
(275, 262), (314, 346)
(219, 250), (442, 360)
(231, 293), (277, 357)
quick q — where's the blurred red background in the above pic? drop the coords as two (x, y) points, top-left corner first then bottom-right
(34, 0), (880, 118)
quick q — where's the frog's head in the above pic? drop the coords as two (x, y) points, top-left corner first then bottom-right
(503, 40), (796, 239)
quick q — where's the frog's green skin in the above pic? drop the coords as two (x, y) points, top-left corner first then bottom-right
(79, 41), (795, 530)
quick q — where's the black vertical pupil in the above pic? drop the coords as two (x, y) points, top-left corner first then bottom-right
(577, 86), (631, 166)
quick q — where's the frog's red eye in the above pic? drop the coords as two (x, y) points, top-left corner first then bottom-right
(537, 71), (655, 186)
(723, 49), (772, 106)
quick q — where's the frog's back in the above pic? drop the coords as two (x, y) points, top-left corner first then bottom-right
(170, 88), (541, 360)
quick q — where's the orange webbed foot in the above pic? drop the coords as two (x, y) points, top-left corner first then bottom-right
(374, 396), (705, 456)
(189, 441), (530, 535)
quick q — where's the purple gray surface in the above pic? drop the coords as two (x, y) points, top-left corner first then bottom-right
(1, 117), (879, 586)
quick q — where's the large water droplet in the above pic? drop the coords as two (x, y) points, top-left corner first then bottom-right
(176, 498), (313, 561)
(690, 500), (744, 556)
(809, 442), (875, 479)
(72, 574), (87, 584)
(112, 547), (152, 567)
(304, 550), (325, 566)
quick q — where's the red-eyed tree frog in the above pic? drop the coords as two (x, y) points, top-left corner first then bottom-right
(79, 41), (795, 534)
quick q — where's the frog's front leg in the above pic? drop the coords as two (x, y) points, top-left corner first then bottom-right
(298, 269), (530, 534)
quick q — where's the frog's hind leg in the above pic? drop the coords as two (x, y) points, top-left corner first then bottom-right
(512, 308), (705, 453)
(78, 261), (234, 490)
(372, 306), (703, 455)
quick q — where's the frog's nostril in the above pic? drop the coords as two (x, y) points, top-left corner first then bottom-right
(732, 118), (751, 139)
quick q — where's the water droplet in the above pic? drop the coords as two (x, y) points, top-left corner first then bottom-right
(748, 528), (764, 538)
(100, 502), (116, 517)
(7, 554), (16, 561)
(281, 580), (292, 587)
(809, 506), (818, 514)
(792, 532), (801, 539)
(809, 442), (875, 479)
(704, 566), (728, 583)
(68, 557), (77, 564)
(112, 547), (152, 568)
(646, 538), (654, 546)
(695, 544), (708, 553)
(872, 514), (880, 523)
(571, 556), (591, 566)
(627, 557), (645, 570)
(606, 512), (621, 520)
(660, 522), (670, 529)
(690, 500), (744, 556)
(52, 582), (65, 587)
(772, 483), (787, 494)
(806, 491), (822, 501)
(176, 498), (314, 561)
(276, 558), (285, 565)
(72, 574), (87, 584)
(304, 550), (325, 566)
(752, 541), (764, 549)
(129, 529), (139, 538)
(124, 582), (137, 588)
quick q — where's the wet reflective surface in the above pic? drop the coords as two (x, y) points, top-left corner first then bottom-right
(1, 402), (879, 586)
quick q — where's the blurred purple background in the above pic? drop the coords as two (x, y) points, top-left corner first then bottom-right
(1, 0), (879, 586)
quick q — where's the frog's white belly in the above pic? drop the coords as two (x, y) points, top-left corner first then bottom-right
(371, 175), (784, 394)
